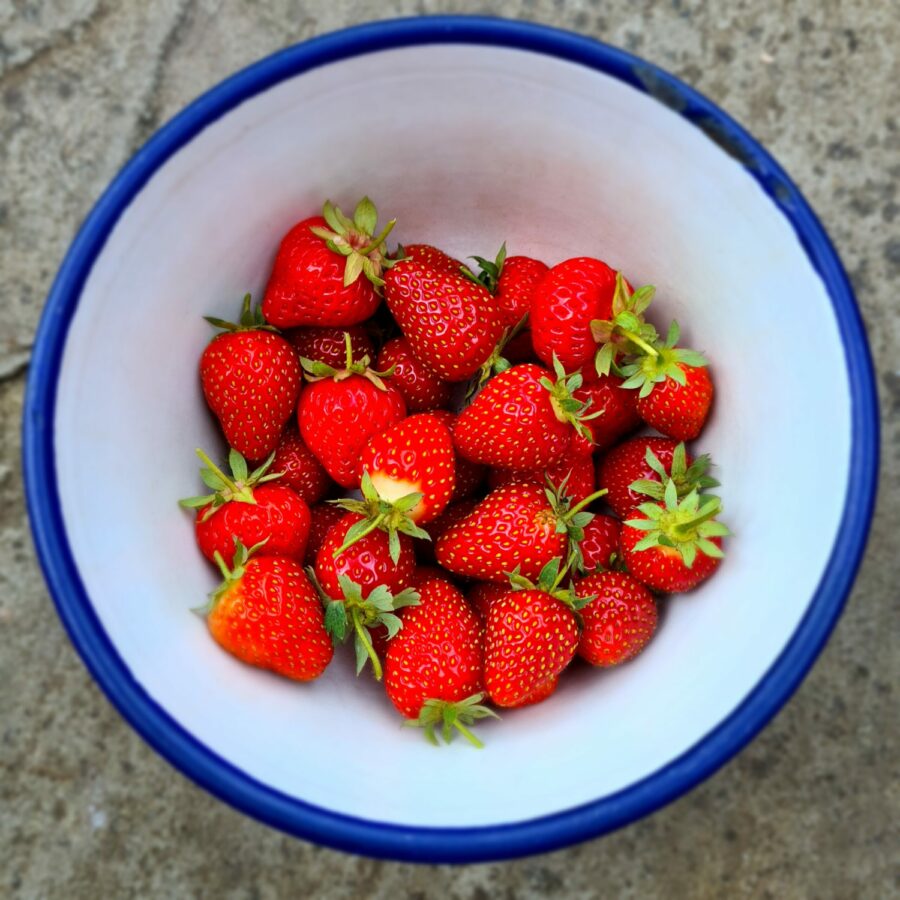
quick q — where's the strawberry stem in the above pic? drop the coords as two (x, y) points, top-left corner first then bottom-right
(351, 608), (383, 680)
(452, 720), (484, 749)
(565, 488), (609, 519)
(619, 328), (659, 358)
(212, 550), (231, 582)
(195, 448), (236, 491)
(358, 218), (397, 255)
(670, 502), (721, 538)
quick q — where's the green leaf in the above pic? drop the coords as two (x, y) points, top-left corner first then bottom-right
(336, 575), (363, 604)
(633, 534), (661, 552)
(388, 529), (401, 565)
(668, 365), (688, 387)
(229, 448), (248, 483)
(679, 542), (697, 568)
(353, 196), (377, 235)
(381, 612), (403, 639)
(625, 518), (657, 531)
(664, 478), (678, 509)
(339, 517), (377, 551)
(665, 320), (680, 347)
(396, 520), (431, 540)
(392, 588), (421, 609)
(354, 633), (370, 675)
(343, 252), (365, 287)
(698, 520), (730, 538)
(324, 601), (348, 642)
(393, 492), (424, 513)
(199, 468), (226, 491)
(675, 350), (708, 367)
(359, 471), (379, 503)
(178, 494), (214, 509)
(595, 342), (615, 377)
(696, 538), (725, 559)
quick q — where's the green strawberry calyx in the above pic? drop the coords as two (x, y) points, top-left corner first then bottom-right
(199, 537), (268, 613)
(590, 273), (659, 376)
(179, 447), (282, 520)
(464, 241), (508, 294)
(300, 331), (396, 391)
(629, 442), (719, 504)
(308, 196), (397, 290)
(466, 312), (530, 399)
(540, 355), (606, 443)
(204, 293), (278, 333)
(625, 479), (730, 568)
(505, 557), (594, 613)
(405, 692), (499, 749)
(315, 572), (420, 680)
(617, 320), (708, 399)
(545, 478), (610, 573)
(331, 471), (431, 565)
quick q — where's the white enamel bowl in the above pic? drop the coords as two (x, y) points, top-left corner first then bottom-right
(23, 17), (878, 862)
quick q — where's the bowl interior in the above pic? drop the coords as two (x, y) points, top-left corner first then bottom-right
(52, 43), (850, 829)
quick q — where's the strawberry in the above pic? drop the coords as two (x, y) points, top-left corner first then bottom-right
(469, 244), (549, 329)
(484, 559), (586, 708)
(597, 438), (716, 519)
(570, 371), (641, 454)
(467, 582), (511, 621)
(200, 295), (301, 462)
(180, 448), (310, 567)
(284, 325), (374, 369)
(621, 480), (729, 592)
(262, 197), (395, 328)
(501, 328), (540, 366)
(269, 424), (331, 504)
(514, 675), (560, 707)
(454, 361), (597, 470)
(320, 575), (420, 679)
(618, 321), (713, 440)
(385, 578), (494, 746)
(436, 481), (605, 583)
(488, 449), (596, 505)
(401, 243), (464, 275)
(297, 345), (406, 488)
(303, 503), (345, 566)
(578, 514), (620, 573)
(314, 511), (416, 602)
(530, 257), (619, 371)
(383, 258), (503, 381)
(575, 571), (657, 666)
(204, 541), (332, 681)
(427, 411), (485, 500)
(417, 499), (478, 563)
(376, 336), (452, 412)
(330, 414), (455, 562)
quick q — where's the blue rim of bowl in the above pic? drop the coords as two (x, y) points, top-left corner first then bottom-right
(22, 16), (879, 863)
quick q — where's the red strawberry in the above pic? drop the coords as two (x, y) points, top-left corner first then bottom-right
(436, 481), (604, 583)
(270, 424), (331, 504)
(578, 514), (620, 573)
(467, 582), (511, 620)
(200, 296), (301, 462)
(315, 511), (416, 602)
(454, 362), (595, 470)
(575, 571), (657, 666)
(570, 371), (641, 454)
(303, 503), (345, 566)
(401, 243), (464, 275)
(376, 336), (452, 412)
(417, 499), (479, 563)
(284, 325), (374, 369)
(298, 354), (406, 489)
(262, 197), (395, 328)
(620, 482), (728, 592)
(205, 542), (332, 681)
(181, 449), (310, 567)
(427, 411), (486, 500)
(469, 244), (549, 329)
(383, 258), (503, 381)
(501, 328), (540, 366)
(530, 257), (619, 371)
(488, 449), (595, 505)
(385, 579), (494, 746)
(597, 438), (716, 519)
(618, 321), (713, 440)
(484, 560), (584, 708)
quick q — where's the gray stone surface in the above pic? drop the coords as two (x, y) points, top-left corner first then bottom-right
(1, 0), (897, 896)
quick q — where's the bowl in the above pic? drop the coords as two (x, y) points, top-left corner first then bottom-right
(23, 17), (878, 863)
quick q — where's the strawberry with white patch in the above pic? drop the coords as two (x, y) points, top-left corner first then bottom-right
(331, 413), (457, 562)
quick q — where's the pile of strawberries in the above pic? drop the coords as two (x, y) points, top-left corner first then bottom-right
(180, 197), (729, 747)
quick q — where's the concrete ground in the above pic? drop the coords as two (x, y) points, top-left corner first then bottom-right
(1, 1), (897, 897)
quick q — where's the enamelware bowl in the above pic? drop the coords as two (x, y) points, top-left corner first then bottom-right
(23, 17), (878, 863)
